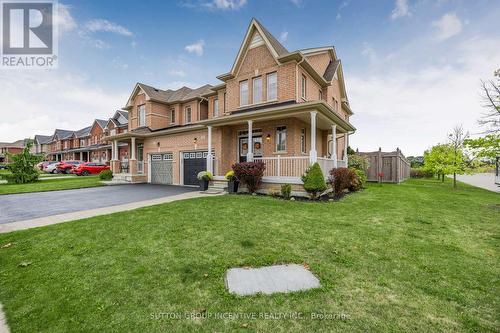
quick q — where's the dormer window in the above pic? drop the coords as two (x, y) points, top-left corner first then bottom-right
(240, 80), (248, 106)
(138, 104), (145, 127)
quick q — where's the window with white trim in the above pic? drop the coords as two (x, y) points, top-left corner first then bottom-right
(185, 106), (192, 123)
(276, 126), (287, 152)
(240, 80), (248, 106)
(170, 109), (176, 124)
(301, 74), (307, 99)
(253, 76), (262, 104)
(301, 128), (306, 154)
(213, 99), (219, 117)
(333, 97), (339, 111)
(138, 104), (146, 127)
(319, 90), (323, 100)
(267, 72), (277, 101)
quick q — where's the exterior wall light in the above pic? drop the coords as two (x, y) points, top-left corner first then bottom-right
(266, 134), (271, 142)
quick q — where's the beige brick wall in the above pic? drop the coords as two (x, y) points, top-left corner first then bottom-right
(305, 53), (331, 77)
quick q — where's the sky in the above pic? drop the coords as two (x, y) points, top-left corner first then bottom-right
(0, 0), (499, 156)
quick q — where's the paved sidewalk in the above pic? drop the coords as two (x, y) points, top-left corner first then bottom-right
(0, 304), (9, 333)
(450, 173), (500, 193)
(0, 191), (217, 233)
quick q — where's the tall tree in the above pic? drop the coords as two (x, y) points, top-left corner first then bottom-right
(448, 125), (469, 189)
(423, 144), (454, 182)
(464, 134), (500, 159)
(478, 69), (500, 133)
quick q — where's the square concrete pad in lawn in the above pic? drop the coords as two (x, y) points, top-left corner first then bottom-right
(225, 264), (321, 296)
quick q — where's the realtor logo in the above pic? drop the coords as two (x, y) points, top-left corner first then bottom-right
(1, 0), (58, 68)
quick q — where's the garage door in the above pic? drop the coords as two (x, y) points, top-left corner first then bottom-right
(150, 153), (173, 184)
(183, 151), (208, 186)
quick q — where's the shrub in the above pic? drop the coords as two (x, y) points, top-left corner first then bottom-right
(352, 168), (366, 190)
(410, 168), (434, 178)
(225, 170), (236, 181)
(328, 167), (355, 197)
(197, 171), (213, 181)
(348, 154), (370, 171)
(5, 141), (41, 184)
(232, 162), (265, 193)
(281, 183), (292, 199)
(301, 163), (327, 199)
(99, 169), (113, 180)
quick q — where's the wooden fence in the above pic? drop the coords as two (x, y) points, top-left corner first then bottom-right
(358, 148), (410, 183)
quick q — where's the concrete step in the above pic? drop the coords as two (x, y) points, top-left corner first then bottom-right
(203, 189), (225, 194)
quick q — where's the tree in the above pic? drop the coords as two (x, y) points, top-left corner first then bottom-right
(301, 162), (327, 199)
(407, 156), (424, 168)
(478, 69), (500, 133)
(423, 144), (454, 182)
(447, 125), (470, 189)
(464, 134), (500, 159)
(6, 140), (42, 184)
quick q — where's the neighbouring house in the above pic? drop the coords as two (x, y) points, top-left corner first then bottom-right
(33, 135), (52, 155)
(104, 18), (356, 193)
(0, 139), (27, 163)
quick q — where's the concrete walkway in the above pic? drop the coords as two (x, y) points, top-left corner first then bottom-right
(450, 173), (500, 193)
(0, 191), (216, 233)
(0, 304), (9, 333)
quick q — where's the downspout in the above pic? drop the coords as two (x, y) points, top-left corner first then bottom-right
(296, 54), (305, 102)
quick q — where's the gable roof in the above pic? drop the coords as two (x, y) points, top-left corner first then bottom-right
(75, 126), (92, 138)
(106, 110), (129, 128)
(0, 139), (26, 148)
(52, 129), (74, 141)
(34, 135), (52, 144)
(95, 119), (108, 129)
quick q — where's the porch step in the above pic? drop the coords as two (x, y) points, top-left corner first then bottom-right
(203, 188), (226, 194)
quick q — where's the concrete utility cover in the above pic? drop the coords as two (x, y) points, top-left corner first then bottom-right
(225, 264), (320, 296)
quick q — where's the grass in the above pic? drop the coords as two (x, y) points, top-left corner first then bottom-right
(0, 178), (498, 332)
(0, 176), (102, 195)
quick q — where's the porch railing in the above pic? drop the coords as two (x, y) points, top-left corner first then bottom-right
(137, 161), (144, 174)
(120, 161), (129, 173)
(317, 157), (334, 179)
(254, 156), (310, 180)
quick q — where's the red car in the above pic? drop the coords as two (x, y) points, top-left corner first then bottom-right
(56, 160), (83, 174)
(72, 162), (110, 176)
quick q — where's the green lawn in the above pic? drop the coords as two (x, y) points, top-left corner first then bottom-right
(0, 179), (498, 332)
(0, 176), (102, 195)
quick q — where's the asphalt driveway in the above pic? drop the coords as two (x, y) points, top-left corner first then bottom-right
(0, 184), (198, 224)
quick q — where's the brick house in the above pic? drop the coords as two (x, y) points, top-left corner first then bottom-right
(0, 140), (26, 163)
(105, 18), (355, 192)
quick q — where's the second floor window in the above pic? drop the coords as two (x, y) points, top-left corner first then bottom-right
(319, 90), (323, 100)
(213, 99), (219, 117)
(138, 104), (145, 127)
(333, 97), (339, 111)
(267, 72), (277, 101)
(276, 126), (287, 152)
(240, 80), (248, 106)
(80, 139), (85, 147)
(253, 77), (262, 104)
(170, 109), (176, 124)
(301, 74), (307, 99)
(185, 107), (192, 123)
(223, 92), (226, 113)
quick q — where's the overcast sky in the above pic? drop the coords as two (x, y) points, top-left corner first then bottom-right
(0, 0), (499, 155)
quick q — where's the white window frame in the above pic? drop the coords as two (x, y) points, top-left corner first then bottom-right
(301, 74), (307, 100)
(138, 104), (146, 127)
(267, 72), (277, 101)
(319, 89), (323, 100)
(275, 126), (287, 152)
(240, 80), (248, 106)
(170, 109), (176, 124)
(213, 98), (219, 117)
(185, 106), (192, 123)
(252, 76), (262, 104)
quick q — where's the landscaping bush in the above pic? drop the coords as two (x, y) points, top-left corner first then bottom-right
(351, 168), (366, 190)
(232, 161), (265, 193)
(5, 141), (41, 184)
(328, 167), (358, 197)
(301, 162), (327, 199)
(99, 169), (113, 180)
(280, 183), (292, 199)
(410, 168), (434, 178)
(348, 154), (370, 171)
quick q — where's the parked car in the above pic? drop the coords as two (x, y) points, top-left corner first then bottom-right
(72, 162), (110, 176)
(37, 161), (52, 171)
(56, 160), (83, 174)
(44, 162), (60, 174)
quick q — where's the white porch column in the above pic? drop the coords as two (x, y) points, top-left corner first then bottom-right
(206, 126), (213, 172)
(247, 120), (254, 162)
(309, 111), (317, 164)
(344, 133), (349, 164)
(79, 152), (82, 161)
(112, 140), (118, 160)
(331, 124), (338, 168)
(130, 137), (136, 160)
(105, 149), (109, 162)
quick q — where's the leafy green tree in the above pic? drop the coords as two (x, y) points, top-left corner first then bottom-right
(464, 134), (500, 159)
(448, 125), (470, 189)
(6, 140), (42, 184)
(423, 144), (454, 182)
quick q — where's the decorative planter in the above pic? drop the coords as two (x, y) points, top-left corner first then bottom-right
(199, 179), (209, 191)
(228, 179), (239, 193)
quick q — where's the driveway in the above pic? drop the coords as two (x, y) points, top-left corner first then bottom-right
(452, 173), (500, 193)
(0, 184), (198, 224)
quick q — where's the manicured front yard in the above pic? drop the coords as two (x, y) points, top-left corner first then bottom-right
(0, 179), (498, 332)
(0, 176), (102, 195)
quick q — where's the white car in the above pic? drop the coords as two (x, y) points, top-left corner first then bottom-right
(44, 162), (60, 174)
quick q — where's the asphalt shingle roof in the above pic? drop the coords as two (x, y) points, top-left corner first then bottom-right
(34, 135), (52, 144)
(137, 83), (214, 104)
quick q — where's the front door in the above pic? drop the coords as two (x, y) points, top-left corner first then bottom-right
(239, 136), (263, 163)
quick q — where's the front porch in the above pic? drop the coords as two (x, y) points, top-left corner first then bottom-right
(109, 137), (147, 183)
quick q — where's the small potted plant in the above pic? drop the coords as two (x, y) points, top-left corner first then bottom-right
(197, 171), (213, 191)
(225, 170), (239, 194)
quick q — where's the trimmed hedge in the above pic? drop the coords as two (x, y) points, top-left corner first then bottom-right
(301, 162), (327, 199)
(99, 170), (113, 180)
